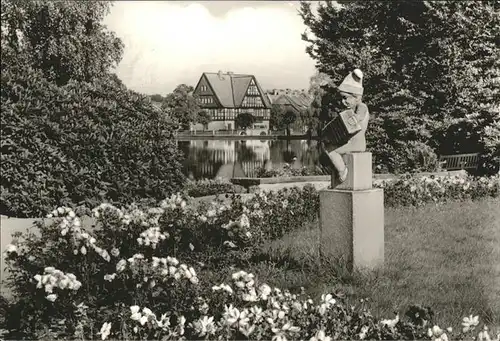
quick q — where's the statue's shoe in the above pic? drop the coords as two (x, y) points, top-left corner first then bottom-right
(339, 167), (348, 183)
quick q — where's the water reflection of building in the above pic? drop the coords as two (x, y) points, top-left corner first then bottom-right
(188, 140), (270, 163)
(179, 139), (320, 180)
(192, 71), (272, 132)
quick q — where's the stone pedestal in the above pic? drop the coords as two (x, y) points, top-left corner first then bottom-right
(320, 152), (384, 271)
(330, 152), (373, 190)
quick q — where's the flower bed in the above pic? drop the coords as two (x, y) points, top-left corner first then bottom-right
(2, 176), (499, 340)
(3, 192), (499, 340)
(374, 173), (500, 207)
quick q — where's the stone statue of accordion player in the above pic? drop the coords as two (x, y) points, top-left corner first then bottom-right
(319, 68), (370, 185)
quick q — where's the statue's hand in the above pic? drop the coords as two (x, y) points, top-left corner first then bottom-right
(347, 116), (358, 126)
(354, 103), (369, 122)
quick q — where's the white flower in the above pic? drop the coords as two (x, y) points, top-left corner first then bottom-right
(240, 323), (256, 337)
(462, 315), (479, 332)
(310, 330), (332, 341)
(359, 325), (369, 340)
(80, 246), (87, 255)
(104, 273), (116, 282)
(98, 322), (112, 340)
(111, 248), (120, 257)
(139, 315), (148, 326)
(321, 293), (336, 305)
(130, 306), (142, 321)
(224, 240), (237, 248)
(142, 307), (153, 316)
(240, 213), (250, 228)
(116, 259), (127, 273)
(192, 316), (216, 337)
(259, 283), (272, 300)
(101, 250), (111, 262)
(5, 244), (17, 254)
(380, 314), (400, 329)
(46, 294), (58, 302)
(58, 277), (70, 289)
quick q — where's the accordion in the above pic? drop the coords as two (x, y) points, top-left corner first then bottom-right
(321, 109), (362, 146)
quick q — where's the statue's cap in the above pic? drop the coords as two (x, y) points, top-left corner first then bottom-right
(337, 69), (364, 95)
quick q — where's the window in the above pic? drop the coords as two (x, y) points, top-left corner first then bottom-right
(200, 96), (213, 105)
(242, 96), (264, 108)
(200, 85), (207, 92)
(247, 79), (260, 96)
(247, 85), (259, 96)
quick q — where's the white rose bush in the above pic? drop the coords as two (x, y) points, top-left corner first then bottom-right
(374, 173), (499, 207)
(2, 178), (499, 339)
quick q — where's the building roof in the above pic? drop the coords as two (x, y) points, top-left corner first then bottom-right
(201, 72), (272, 109)
(267, 89), (313, 113)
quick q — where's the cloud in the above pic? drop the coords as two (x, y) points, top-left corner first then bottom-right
(103, 1), (317, 95)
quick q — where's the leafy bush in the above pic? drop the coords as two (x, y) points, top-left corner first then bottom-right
(372, 140), (440, 175)
(374, 174), (500, 207)
(1, 65), (185, 218)
(183, 179), (246, 198)
(256, 163), (325, 178)
(3, 191), (499, 340)
(2, 186), (319, 338)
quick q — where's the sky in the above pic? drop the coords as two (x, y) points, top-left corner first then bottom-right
(103, 1), (322, 95)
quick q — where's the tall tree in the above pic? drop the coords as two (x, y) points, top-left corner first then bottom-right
(1, 0), (186, 216)
(270, 104), (286, 131)
(235, 112), (255, 130)
(270, 104), (298, 135)
(162, 84), (204, 130)
(306, 71), (332, 135)
(282, 109), (298, 136)
(300, 0), (500, 174)
(196, 110), (212, 131)
(150, 94), (165, 103)
(1, 0), (124, 85)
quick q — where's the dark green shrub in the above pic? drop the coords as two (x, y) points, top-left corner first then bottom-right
(373, 140), (440, 175)
(256, 163), (325, 178)
(1, 65), (185, 218)
(183, 179), (245, 198)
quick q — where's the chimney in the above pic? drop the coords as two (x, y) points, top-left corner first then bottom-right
(217, 70), (224, 80)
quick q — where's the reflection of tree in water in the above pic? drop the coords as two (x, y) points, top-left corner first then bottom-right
(177, 141), (190, 159)
(180, 143), (224, 179)
(235, 141), (257, 162)
(301, 140), (321, 167)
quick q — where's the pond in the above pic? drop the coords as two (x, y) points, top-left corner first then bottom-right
(178, 139), (322, 179)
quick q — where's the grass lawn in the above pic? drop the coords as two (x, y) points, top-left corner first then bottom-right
(253, 197), (500, 330)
